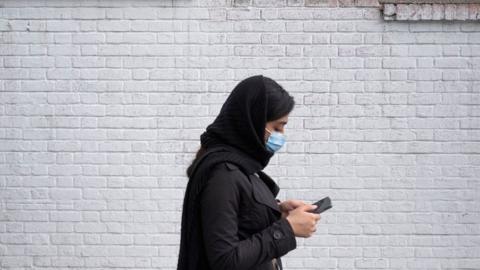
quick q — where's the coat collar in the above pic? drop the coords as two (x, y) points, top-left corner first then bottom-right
(225, 162), (281, 214)
(256, 171), (280, 197)
(249, 171), (281, 214)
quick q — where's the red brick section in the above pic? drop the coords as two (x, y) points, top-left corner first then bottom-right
(234, 0), (381, 7)
(381, 3), (480, 20)
(237, 0), (480, 16)
(236, 0), (480, 20)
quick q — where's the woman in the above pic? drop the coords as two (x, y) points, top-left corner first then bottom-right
(177, 75), (321, 270)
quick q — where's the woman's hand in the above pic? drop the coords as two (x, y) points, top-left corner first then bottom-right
(278, 199), (306, 219)
(285, 204), (321, 238)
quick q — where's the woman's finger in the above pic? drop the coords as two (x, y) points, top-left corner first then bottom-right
(284, 199), (303, 208)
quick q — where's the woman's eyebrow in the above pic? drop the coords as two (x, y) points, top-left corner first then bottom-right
(278, 121), (287, 125)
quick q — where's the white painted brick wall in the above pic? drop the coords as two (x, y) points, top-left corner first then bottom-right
(1, 0), (479, 269)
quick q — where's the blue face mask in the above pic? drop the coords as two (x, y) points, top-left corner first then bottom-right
(265, 128), (285, 153)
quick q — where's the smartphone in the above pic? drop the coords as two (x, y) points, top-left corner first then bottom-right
(309, 196), (332, 214)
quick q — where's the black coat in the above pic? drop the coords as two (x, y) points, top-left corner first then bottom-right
(198, 161), (297, 270)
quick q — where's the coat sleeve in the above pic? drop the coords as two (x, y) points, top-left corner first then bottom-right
(199, 168), (297, 270)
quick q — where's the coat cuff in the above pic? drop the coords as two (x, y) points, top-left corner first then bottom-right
(270, 218), (297, 257)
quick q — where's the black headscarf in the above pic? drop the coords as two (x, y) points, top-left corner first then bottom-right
(177, 74), (275, 270)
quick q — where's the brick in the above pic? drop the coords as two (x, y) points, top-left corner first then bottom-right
(304, 21), (337, 32)
(383, 32), (416, 43)
(356, 45), (390, 56)
(409, 45), (442, 56)
(254, 0), (287, 7)
(227, 9), (261, 20)
(331, 33), (362, 44)
(124, 8), (157, 19)
(305, 0), (338, 7)
(227, 33), (261, 43)
(435, 57), (469, 68)
(49, 188), (82, 199)
(46, 20), (79, 32)
(279, 33), (312, 44)
(304, 45), (337, 56)
(97, 20), (130, 31)
(98, 45), (130, 56)
(383, 57), (416, 68)
(71, 8), (105, 19)
(384, 4), (396, 16)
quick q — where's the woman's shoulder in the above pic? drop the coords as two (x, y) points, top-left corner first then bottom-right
(208, 161), (251, 185)
(201, 162), (252, 199)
